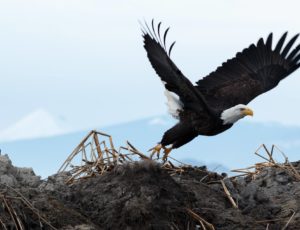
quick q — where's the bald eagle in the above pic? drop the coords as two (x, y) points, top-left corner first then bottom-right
(142, 20), (300, 160)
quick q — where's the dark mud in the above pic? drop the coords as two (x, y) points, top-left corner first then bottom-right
(1, 154), (300, 229)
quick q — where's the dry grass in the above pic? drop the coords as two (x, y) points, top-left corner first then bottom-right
(0, 183), (57, 230)
(61, 131), (300, 186)
(220, 180), (238, 209)
(185, 208), (215, 230)
(231, 144), (300, 182)
(58, 130), (192, 184)
(58, 130), (152, 184)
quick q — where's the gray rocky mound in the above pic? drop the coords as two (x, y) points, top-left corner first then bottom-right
(0, 154), (300, 229)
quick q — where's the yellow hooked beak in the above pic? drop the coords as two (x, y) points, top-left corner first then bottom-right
(242, 108), (254, 117)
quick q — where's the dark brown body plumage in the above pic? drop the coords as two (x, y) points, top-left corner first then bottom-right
(161, 110), (232, 148)
(142, 20), (300, 149)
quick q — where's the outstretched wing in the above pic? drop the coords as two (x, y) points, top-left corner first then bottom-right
(142, 20), (213, 115)
(196, 32), (300, 110)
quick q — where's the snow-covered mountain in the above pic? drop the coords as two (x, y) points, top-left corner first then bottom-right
(0, 109), (68, 142)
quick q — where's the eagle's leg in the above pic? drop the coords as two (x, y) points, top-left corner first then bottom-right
(148, 143), (163, 159)
(162, 146), (173, 162)
(150, 122), (198, 160)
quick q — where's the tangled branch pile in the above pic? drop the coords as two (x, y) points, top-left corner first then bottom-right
(232, 144), (300, 181)
(57, 130), (189, 184)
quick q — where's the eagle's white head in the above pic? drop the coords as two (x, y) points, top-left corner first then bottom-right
(221, 104), (253, 125)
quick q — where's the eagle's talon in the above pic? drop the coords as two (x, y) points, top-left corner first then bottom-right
(162, 147), (172, 162)
(149, 144), (162, 159)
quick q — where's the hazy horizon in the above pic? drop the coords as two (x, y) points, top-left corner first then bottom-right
(1, 114), (300, 178)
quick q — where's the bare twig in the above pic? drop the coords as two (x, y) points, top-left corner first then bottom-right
(281, 211), (296, 230)
(185, 208), (215, 230)
(256, 218), (286, 223)
(231, 144), (300, 182)
(220, 180), (238, 209)
(0, 184), (57, 230)
(59, 130), (194, 184)
(1, 195), (21, 229)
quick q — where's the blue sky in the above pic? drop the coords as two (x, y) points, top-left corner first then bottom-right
(0, 0), (300, 140)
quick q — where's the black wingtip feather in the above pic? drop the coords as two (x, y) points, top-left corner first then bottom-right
(287, 44), (300, 61)
(163, 27), (170, 50)
(257, 38), (264, 47)
(144, 20), (155, 39)
(292, 53), (300, 64)
(151, 19), (159, 41)
(168, 41), (176, 56)
(141, 20), (176, 57)
(266, 33), (273, 50)
(281, 33), (299, 58)
(274, 32), (288, 53)
(257, 38), (264, 46)
(157, 22), (162, 44)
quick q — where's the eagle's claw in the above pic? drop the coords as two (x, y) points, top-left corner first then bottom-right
(148, 144), (162, 159)
(162, 147), (172, 162)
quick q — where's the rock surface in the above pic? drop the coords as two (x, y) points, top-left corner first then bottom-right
(0, 155), (300, 229)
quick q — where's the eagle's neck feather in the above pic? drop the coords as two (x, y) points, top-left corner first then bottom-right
(220, 105), (245, 125)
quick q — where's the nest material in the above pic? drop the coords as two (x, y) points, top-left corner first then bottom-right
(1, 130), (299, 230)
(0, 184), (57, 230)
(56, 131), (300, 230)
(231, 144), (300, 181)
(57, 130), (191, 184)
